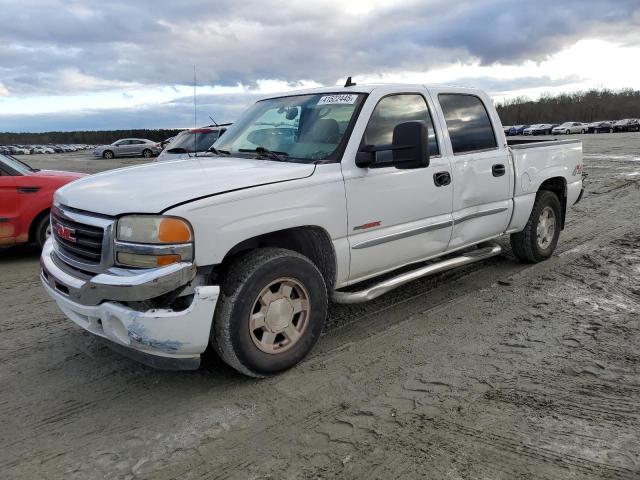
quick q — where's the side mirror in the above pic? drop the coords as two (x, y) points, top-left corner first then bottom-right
(391, 120), (429, 169)
(355, 120), (429, 169)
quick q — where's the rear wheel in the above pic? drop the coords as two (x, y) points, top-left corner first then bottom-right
(212, 248), (328, 377)
(510, 190), (561, 263)
(103, 150), (114, 159)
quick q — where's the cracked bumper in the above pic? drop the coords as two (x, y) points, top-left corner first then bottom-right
(42, 278), (219, 370)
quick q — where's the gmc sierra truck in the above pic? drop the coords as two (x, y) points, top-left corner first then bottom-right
(41, 84), (584, 377)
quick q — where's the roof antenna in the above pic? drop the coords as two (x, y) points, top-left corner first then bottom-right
(193, 65), (198, 157)
(209, 115), (219, 127)
(344, 76), (356, 87)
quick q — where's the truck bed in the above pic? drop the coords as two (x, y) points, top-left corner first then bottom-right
(505, 138), (583, 234)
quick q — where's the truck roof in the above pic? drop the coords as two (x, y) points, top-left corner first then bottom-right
(260, 83), (485, 100)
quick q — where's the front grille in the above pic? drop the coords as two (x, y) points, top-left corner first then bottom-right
(52, 212), (104, 264)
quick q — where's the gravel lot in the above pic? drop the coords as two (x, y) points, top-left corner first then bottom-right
(1, 133), (639, 479)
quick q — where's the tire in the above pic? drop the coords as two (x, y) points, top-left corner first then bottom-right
(510, 190), (562, 263)
(565, 130), (570, 135)
(142, 149), (153, 158)
(103, 150), (114, 159)
(581, 129), (586, 134)
(34, 214), (51, 249)
(212, 248), (328, 377)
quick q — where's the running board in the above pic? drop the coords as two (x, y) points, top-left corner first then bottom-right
(332, 244), (502, 304)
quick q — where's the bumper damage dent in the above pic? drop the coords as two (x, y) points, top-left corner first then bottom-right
(42, 279), (219, 369)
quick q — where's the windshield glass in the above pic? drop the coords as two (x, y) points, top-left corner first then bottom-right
(168, 130), (221, 152)
(0, 153), (33, 174)
(214, 93), (365, 162)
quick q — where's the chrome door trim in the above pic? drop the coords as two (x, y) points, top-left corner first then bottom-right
(453, 207), (508, 225)
(352, 220), (452, 250)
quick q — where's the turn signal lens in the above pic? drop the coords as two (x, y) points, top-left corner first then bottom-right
(117, 252), (182, 268)
(158, 218), (192, 243)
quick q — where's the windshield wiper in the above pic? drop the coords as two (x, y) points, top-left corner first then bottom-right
(238, 147), (287, 162)
(208, 146), (230, 155)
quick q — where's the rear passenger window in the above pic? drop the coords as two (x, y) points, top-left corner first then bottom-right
(438, 94), (497, 154)
(364, 94), (439, 157)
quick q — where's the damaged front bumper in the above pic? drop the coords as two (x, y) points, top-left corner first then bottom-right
(40, 238), (219, 370)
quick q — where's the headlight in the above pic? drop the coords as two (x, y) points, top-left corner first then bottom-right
(115, 215), (193, 268)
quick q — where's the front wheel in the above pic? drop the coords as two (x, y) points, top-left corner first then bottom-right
(142, 149), (153, 158)
(510, 190), (561, 263)
(34, 215), (51, 249)
(212, 248), (328, 377)
(103, 150), (114, 159)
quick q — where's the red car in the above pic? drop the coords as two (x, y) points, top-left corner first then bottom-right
(0, 154), (85, 248)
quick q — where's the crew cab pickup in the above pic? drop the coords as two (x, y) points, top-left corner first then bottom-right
(41, 84), (584, 377)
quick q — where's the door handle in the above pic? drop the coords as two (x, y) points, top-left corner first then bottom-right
(17, 186), (41, 194)
(492, 164), (506, 177)
(433, 171), (451, 187)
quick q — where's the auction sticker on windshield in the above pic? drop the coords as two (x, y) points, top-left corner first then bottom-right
(317, 94), (358, 105)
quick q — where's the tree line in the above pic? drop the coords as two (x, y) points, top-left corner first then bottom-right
(495, 88), (640, 125)
(0, 129), (183, 145)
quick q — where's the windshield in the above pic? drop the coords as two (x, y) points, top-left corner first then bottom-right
(168, 130), (221, 153)
(213, 93), (365, 162)
(0, 153), (33, 174)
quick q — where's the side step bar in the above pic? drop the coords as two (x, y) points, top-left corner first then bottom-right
(332, 244), (502, 304)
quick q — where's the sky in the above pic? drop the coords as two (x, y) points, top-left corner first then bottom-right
(1, 0), (639, 132)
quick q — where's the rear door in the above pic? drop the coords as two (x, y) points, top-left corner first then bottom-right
(433, 92), (513, 251)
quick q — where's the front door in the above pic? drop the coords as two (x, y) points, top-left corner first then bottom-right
(343, 92), (453, 283)
(0, 173), (18, 244)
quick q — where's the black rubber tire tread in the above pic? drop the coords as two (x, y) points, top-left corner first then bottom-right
(103, 150), (114, 159)
(142, 149), (152, 158)
(510, 190), (562, 263)
(212, 247), (327, 378)
(34, 214), (50, 249)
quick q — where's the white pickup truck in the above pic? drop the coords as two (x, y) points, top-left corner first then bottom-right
(41, 84), (584, 377)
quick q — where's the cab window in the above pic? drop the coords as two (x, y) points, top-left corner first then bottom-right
(363, 94), (439, 160)
(438, 94), (498, 154)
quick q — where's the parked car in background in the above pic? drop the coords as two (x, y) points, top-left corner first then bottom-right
(156, 125), (230, 162)
(10, 146), (31, 155)
(524, 124), (553, 135)
(94, 139), (160, 159)
(612, 118), (640, 132)
(0, 154), (84, 248)
(552, 122), (587, 135)
(503, 125), (512, 136)
(508, 125), (530, 136)
(160, 136), (178, 149)
(586, 121), (613, 133)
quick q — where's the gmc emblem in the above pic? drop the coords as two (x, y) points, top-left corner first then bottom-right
(54, 223), (76, 243)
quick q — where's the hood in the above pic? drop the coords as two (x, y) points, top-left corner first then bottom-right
(55, 156), (316, 216)
(30, 169), (85, 180)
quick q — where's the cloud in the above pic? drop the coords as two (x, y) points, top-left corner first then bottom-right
(1, 0), (639, 97)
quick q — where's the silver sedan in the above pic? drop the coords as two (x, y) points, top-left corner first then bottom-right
(94, 138), (160, 159)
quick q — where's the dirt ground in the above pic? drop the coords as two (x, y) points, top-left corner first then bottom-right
(1, 134), (639, 479)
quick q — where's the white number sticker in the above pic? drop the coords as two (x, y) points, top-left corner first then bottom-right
(317, 94), (357, 105)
